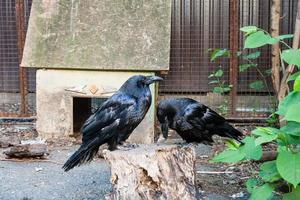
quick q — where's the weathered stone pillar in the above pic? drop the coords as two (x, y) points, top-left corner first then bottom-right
(104, 144), (199, 200)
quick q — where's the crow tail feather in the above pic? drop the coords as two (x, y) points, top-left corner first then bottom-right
(62, 138), (101, 172)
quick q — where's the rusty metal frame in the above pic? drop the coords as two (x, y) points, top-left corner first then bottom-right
(15, 0), (28, 117)
(229, 0), (239, 117)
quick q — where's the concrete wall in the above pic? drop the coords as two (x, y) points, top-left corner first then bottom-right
(22, 0), (171, 71)
(36, 69), (156, 144)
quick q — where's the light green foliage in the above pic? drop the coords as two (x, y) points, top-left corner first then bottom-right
(294, 75), (300, 91)
(211, 25), (300, 200)
(214, 69), (224, 77)
(225, 139), (240, 150)
(281, 122), (300, 136)
(285, 102), (300, 122)
(239, 63), (257, 72)
(277, 148), (300, 188)
(240, 137), (262, 160)
(277, 91), (300, 116)
(208, 68), (232, 95)
(249, 80), (265, 90)
(249, 183), (274, 200)
(210, 149), (245, 163)
(240, 26), (258, 34)
(210, 48), (230, 61)
(282, 49), (300, 67)
(259, 161), (281, 182)
(287, 71), (300, 81)
(246, 178), (260, 193)
(276, 34), (294, 40)
(245, 31), (274, 49)
(252, 127), (279, 146)
(243, 51), (261, 59)
(283, 187), (300, 200)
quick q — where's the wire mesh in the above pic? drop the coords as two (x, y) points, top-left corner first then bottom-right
(159, 0), (298, 118)
(0, 0), (298, 118)
(0, 0), (34, 116)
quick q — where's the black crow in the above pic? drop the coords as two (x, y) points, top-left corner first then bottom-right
(157, 98), (243, 144)
(63, 75), (163, 171)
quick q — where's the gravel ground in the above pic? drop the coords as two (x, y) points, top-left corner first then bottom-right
(0, 123), (254, 200)
(0, 147), (112, 200)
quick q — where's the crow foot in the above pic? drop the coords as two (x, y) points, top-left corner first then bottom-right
(117, 143), (139, 151)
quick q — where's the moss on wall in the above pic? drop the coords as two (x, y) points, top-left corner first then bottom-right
(22, 0), (171, 71)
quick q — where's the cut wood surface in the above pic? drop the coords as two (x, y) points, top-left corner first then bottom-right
(104, 144), (199, 200)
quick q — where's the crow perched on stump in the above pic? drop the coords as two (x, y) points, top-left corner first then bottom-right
(157, 98), (243, 144)
(63, 75), (163, 171)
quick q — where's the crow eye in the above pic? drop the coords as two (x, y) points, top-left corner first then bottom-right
(139, 80), (146, 87)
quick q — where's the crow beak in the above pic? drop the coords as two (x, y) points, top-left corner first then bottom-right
(145, 76), (163, 85)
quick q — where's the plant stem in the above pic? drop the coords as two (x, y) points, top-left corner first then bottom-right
(244, 58), (272, 97)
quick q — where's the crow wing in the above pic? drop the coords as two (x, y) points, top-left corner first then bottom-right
(80, 92), (136, 143)
(180, 103), (225, 131)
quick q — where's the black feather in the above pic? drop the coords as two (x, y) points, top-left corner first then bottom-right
(157, 98), (243, 144)
(63, 75), (162, 171)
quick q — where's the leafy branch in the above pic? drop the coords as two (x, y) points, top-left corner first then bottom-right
(211, 25), (300, 200)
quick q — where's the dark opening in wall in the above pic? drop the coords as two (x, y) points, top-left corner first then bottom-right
(73, 97), (108, 136)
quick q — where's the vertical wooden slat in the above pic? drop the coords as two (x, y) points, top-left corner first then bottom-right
(229, 0), (239, 116)
(15, 0), (28, 116)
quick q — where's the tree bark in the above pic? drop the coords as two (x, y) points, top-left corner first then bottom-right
(278, 0), (300, 101)
(104, 144), (199, 200)
(271, 0), (281, 97)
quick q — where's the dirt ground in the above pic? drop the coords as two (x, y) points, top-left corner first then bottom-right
(0, 146), (112, 200)
(0, 124), (257, 200)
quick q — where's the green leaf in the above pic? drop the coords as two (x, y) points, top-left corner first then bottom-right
(285, 102), (300, 123)
(222, 87), (231, 92)
(288, 71), (300, 82)
(264, 69), (272, 76)
(276, 148), (300, 188)
(282, 49), (300, 67)
(225, 139), (240, 150)
(244, 31), (273, 49)
(268, 37), (280, 44)
(252, 127), (281, 136)
(208, 73), (215, 78)
(210, 149), (245, 163)
(255, 134), (278, 146)
(277, 91), (300, 116)
(252, 127), (279, 146)
(240, 26), (258, 34)
(294, 75), (300, 91)
(277, 34), (294, 40)
(239, 63), (257, 72)
(210, 49), (229, 61)
(249, 183), (274, 200)
(240, 137), (263, 160)
(243, 51), (261, 60)
(277, 133), (300, 146)
(246, 178), (259, 193)
(213, 87), (223, 94)
(208, 80), (219, 84)
(283, 186), (300, 200)
(249, 80), (265, 90)
(214, 69), (224, 77)
(259, 161), (281, 182)
(281, 121), (300, 136)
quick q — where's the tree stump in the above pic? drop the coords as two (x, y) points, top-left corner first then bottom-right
(104, 144), (199, 200)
